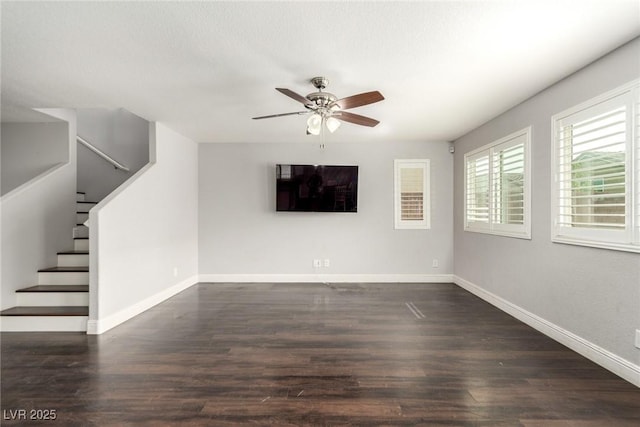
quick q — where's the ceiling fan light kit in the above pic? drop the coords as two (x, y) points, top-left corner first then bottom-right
(253, 76), (384, 135)
(306, 113), (322, 135)
(325, 116), (341, 133)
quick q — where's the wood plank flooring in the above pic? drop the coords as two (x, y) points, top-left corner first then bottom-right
(2, 282), (639, 426)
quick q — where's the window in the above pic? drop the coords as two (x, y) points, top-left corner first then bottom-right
(552, 80), (639, 252)
(394, 159), (430, 229)
(464, 127), (531, 238)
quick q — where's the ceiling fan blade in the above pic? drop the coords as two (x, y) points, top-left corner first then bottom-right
(333, 91), (384, 110)
(335, 111), (380, 127)
(276, 88), (312, 106)
(252, 111), (308, 120)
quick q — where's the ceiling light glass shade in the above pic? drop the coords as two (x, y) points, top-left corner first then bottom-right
(307, 113), (322, 135)
(325, 117), (341, 133)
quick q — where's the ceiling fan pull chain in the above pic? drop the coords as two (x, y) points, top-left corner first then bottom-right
(321, 119), (325, 149)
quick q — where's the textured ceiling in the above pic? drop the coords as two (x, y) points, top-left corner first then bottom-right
(2, 1), (639, 143)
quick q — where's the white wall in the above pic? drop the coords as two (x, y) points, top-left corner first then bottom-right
(453, 38), (640, 385)
(1, 122), (68, 195)
(88, 122), (198, 334)
(199, 140), (453, 282)
(77, 108), (149, 202)
(1, 110), (77, 310)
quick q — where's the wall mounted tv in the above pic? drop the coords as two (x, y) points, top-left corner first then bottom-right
(276, 164), (358, 212)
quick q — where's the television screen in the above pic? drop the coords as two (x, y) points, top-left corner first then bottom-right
(276, 164), (358, 212)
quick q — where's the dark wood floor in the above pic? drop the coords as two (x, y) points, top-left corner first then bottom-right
(2, 282), (639, 426)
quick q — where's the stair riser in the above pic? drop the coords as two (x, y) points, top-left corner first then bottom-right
(1, 316), (88, 332)
(74, 239), (89, 251)
(76, 193), (85, 202)
(77, 202), (96, 212)
(17, 293), (89, 306)
(58, 253), (89, 267)
(77, 213), (89, 224)
(73, 226), (89, 239)
(38, 272), (89, 285)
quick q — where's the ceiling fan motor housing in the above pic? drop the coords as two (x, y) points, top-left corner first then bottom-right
(306, 92), (337, 108)
(307, 77), (337, 108)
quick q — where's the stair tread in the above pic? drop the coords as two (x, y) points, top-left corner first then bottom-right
(17, 285), (89, 293)
(0, 306), (88, 316)
(58, 251), (89, 255)
(38, 266), (89, 273)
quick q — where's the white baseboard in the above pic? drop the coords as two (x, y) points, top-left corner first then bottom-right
(453, 275), (640, 388)
(87, 275), (198, 335)
(198, 273), (453, 284)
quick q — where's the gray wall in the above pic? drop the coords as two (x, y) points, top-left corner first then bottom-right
(453, 39), (640, 367)
(199, 140), (453, 279)
(77, 108), (149, 202)
(89, 122), (199, 333)
(1, 122), (68, 195)
(1, 110), (77, 310)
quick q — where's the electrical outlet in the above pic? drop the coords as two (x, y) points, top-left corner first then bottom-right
(432, 259), (439, 268)
(324, 259), (330, 268)
(313, 259), (322, 268)
(635, 329), (640, 349)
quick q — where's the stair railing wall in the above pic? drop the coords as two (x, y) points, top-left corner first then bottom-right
(1, 109), (77, 313)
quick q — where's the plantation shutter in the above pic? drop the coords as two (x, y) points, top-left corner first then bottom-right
(400, 167), (424, 221)
(465, 153), (490, 227)
(636, 107), (640, 242)
(492, 140), (525, 226)
(556, 105), (627, 231)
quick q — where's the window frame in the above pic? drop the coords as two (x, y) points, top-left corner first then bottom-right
(394, 159), (430, 230)
(464, 127), (532, 239)
(551, 79), (639, 253)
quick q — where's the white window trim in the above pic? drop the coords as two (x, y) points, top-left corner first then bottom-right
(551, 79), (640, 253)
(464, 127), (532, 239)
(394, 159), (430, 230)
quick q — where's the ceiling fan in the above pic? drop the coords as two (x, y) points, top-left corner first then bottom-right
(252, 77), (384, 135)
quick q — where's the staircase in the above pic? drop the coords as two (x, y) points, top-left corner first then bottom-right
(0, 192), (93, 332)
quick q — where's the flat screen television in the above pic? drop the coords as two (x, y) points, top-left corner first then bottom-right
(276, 164), (358, 212)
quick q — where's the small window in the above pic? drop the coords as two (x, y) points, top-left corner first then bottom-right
(551, 80), (639, 252)
(394, 159), (430, 229)
(464, 127), (531, 239)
